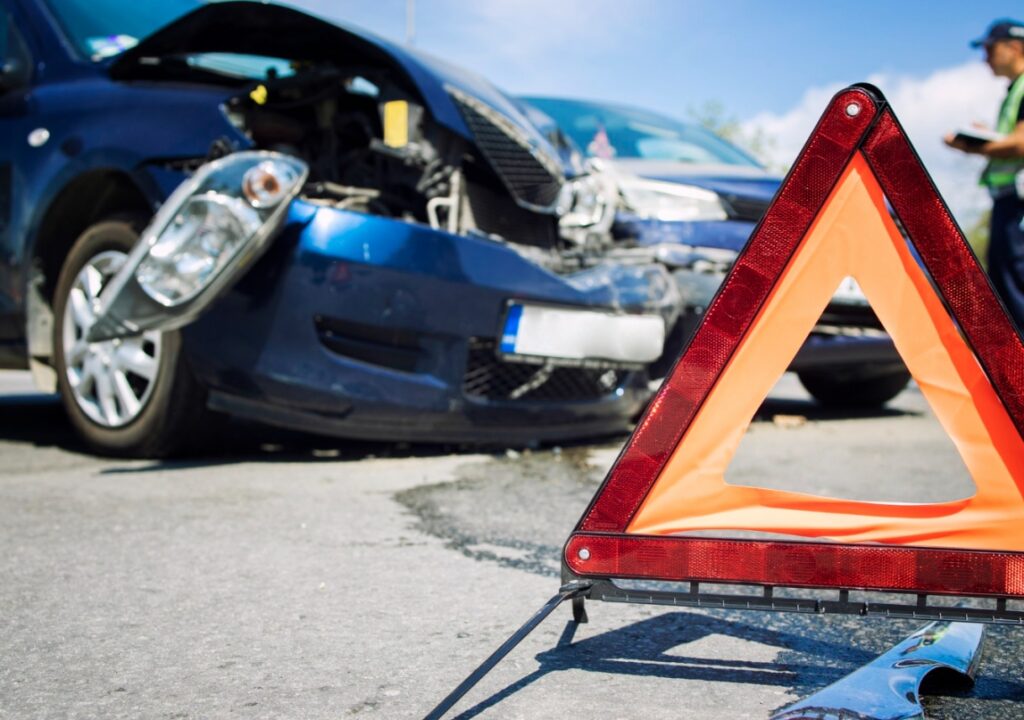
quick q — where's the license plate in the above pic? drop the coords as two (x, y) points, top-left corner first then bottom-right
(500, 303), (665, 366)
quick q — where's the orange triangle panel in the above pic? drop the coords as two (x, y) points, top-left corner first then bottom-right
(564, 84), (1024, 597)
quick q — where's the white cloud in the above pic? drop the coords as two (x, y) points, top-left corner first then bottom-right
(414, 0), (657, 96)
(743, 62), (1005, 227)
(285, 0), (647, 96)
(445, 0), (622, 58)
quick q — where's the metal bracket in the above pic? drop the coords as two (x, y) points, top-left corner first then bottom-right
(424, 580), (592, 720)
(572, 594), (589, 624)
(575, 575), (1024, 625)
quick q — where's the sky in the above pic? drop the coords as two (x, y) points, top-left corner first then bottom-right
(283, 0), (1021, 225)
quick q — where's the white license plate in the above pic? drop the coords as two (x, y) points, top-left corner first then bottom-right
(500, 303), (665, 366)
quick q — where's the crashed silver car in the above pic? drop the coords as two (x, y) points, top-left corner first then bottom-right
(524, 96), (911, 408)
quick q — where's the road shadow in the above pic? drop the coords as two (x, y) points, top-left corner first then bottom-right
(447, 610), (877, 719)
(0, 380), (920, 470)
(447, 609), (1024, 719)
(0, 393), (90, 452)
(0, 392), (605, 470)
(0, 392), (388, 462)
(753, 395), (920, 423)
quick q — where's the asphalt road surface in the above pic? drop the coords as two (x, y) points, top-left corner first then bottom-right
(1, 370), (1022, 719)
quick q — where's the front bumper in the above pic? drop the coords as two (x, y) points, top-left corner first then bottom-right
(181, 201), (669, 443)
(614, 216), (903, 377)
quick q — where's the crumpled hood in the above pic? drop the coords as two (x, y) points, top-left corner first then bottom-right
(610, 159), (782, 204)
(109, 1), (555, 157)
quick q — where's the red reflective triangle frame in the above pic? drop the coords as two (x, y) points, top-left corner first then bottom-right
(564, 84), (1024, 597)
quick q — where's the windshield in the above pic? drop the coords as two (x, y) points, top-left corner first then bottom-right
(43, 0), (202, 60)
(523, 97), (761, 167)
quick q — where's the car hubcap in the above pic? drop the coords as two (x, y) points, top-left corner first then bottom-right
(62, 250), (163, 428)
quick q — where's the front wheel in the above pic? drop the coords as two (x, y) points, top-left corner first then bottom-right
(52, 217), (208, 457)
(797, 365), (912, 409)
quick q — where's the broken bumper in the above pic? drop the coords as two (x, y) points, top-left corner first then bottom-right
(180, 200), (675, 442)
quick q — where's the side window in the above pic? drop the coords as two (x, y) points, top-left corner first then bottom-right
(0, 8), (32, 91)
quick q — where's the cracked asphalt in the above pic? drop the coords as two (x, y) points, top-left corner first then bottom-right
(1, 370), (1023, 719)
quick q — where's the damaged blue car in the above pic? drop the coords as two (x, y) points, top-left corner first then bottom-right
(0, 0), (678, 455)
(524, 97), (911, 407)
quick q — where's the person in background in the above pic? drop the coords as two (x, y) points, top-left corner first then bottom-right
(945, 19), (1024, 331)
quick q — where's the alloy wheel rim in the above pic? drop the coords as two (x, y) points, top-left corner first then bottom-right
(61, 250), (163, 428)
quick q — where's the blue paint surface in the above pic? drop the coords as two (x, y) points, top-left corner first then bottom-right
(500, 304), (523, 354)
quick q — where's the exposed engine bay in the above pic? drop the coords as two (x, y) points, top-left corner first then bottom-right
(214, 64), (615, 272)
(103, 0), (644, 275)
(102, 0), (679, 338)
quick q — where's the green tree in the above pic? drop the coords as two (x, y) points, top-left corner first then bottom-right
(686, 100), (778, 168)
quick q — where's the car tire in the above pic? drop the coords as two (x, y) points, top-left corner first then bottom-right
(797, 365), (912, 409)
(52, 216), (208, 457)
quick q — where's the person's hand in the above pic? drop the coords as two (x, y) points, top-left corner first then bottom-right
(944, 133), (984, 154)
(944, 133), (968, 151)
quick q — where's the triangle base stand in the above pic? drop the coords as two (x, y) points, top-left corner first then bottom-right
(564, 568), (1024, 625)
(422, 580), (591, 720)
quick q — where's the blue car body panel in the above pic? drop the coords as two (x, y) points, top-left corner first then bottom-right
(614, 216), (757, 251)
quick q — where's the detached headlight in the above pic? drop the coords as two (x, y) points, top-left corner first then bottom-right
(618, 177), (728, 222)
(135, 194), (262, 305)
(86, 152), (308, 342)
(135, 156), (306, 306)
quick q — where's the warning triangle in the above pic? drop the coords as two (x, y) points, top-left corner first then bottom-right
(564, 84), (1024, 597)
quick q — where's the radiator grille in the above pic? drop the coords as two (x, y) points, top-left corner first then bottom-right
(449, 88), (564, 211)
(463, 338), (623, 402)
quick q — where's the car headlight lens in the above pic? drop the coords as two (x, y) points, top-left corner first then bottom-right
(618, 177), (728, 222)
(136, 195), (262, 306)
(558, 172), (616, 244)
(133, 153), (307, 307)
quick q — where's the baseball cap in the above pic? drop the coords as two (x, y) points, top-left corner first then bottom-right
(971, 19), (1024, 48)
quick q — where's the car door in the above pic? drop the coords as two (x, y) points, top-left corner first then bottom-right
(0, 1), (33, 357)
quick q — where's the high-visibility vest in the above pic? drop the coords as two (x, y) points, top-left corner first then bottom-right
(981, 72), (1024, 189)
